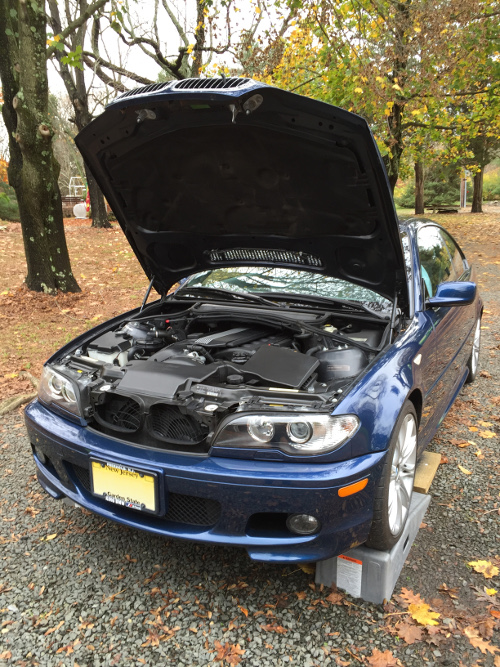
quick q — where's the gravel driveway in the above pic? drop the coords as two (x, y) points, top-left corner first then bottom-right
(1, 228), (499, 667)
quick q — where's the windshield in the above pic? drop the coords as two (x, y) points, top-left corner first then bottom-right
(178, 267), (392, 312)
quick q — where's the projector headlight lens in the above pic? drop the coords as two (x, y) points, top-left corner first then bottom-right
(38, 366), (81, 417)
(213, 414), (359, 455)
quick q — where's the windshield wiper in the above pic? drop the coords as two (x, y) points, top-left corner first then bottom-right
(254, 292), (391, 318)
(173, 286), (281, 309)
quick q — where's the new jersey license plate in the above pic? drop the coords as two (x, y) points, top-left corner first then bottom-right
(90, 460), (157, 513)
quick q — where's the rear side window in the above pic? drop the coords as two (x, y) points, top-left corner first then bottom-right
(417, 226), (453, 297)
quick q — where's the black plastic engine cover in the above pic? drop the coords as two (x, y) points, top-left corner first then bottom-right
(243, 345), (319, 388)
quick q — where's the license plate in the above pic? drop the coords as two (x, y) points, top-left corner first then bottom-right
(90, 460), (157, 513)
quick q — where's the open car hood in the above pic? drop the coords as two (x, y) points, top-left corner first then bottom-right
(76, 78), (408, 308)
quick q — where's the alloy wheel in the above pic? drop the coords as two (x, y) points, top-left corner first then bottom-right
(388, 413), (417, 536)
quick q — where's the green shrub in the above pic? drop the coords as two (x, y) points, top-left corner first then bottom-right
(394, 162), (460, 209)
(483, 167), (500, 201)
(0, 187), (20, 221)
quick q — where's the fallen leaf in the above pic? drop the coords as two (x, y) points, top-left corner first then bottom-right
(469, 426), (479, 432)
(469, 560), (499, 579)
(261, 624), (288, 634)
(479, 421), (494, 427)
(485, 588), (497, 596)
(490, 609), (500, 619)
(299, 563), (315, 574)
(478, 617), (495, 639)
(396, 621), (423, 644)
(464, 626), (500, 655)
(408, 602), (440, 626)
(479, 430), (496, 439)
(326, 590), (344, 605)
(41, 533), (57, 541)
(214, 640), (245, 665)
(237, 606), (248, 617)
(440, 455), (449, 464)
(365, 647), (398, 666)
(458, 465), (472, 475)
(0, 652), (12, 660)
(398, 587), (424, 606)
(438, 583), (458, 599)
(44, 620), (64, 636)
(295, 591), (307, 600)
(480, 370), (492, 378)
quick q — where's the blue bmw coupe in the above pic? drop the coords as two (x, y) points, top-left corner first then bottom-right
(25, 78), (482, 562)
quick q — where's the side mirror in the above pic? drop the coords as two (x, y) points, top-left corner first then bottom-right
(427, 281), (476, 308)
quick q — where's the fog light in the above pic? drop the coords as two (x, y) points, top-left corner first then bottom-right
(286, 514), (320, 535)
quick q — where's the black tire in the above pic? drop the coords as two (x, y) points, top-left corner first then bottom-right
(365, 402), (418, 551)
(465, 317), (481, 384)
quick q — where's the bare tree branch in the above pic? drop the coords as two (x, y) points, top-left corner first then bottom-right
(46, 0), (109, 58)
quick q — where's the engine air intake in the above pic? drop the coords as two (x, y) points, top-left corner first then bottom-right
(95, 395), (142, 432)
(148, 404), (207, 445)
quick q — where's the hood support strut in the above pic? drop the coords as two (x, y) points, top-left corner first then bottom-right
(140, 276), (156, 312)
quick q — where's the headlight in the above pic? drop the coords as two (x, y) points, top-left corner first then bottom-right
(38, 366), (81, 417)
(213, 414), (359, 455)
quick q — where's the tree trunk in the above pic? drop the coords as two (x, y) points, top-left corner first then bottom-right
(414, 161), (424, 214)
(0, 0), (80, 294)
(471, 169), (483, 213)
(383, 102), (405, 194)
(86, 165), (110, 228)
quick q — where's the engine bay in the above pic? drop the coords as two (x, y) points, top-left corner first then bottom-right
(53, 303), (390, 454)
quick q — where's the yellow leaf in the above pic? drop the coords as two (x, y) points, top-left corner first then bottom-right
(255, 6), (261, 13)
(5, 372), (18, 379)
(485, 588), (497, 596)
(458, 465), (472, 475)
(41, 534), (57, 541)
(479, 430), (496, 439)
(468, 560), (500, 579)
(408, 602), (440, 626)
(469, 426), (478, 432)
(354, 87), (363, 93)
(299, 563), (315, 574)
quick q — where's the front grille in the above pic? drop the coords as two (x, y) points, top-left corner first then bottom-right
(209, 248), (324, 268)
(68, 463), (220, 527)
(165, 493), (221, 526)
(96, 396), (142, 433)
(172, 77), (251, 90)
(72, 463), (91, 491)
(148, 404), (207, 445)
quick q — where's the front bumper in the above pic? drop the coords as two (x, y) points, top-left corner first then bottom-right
(25, 400), (386, 562)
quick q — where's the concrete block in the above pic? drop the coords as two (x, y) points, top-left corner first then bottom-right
(315, 492), (431, 604)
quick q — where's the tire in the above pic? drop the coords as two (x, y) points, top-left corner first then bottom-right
(465, 317), (481, 384)
(365, 402), (418, 551)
